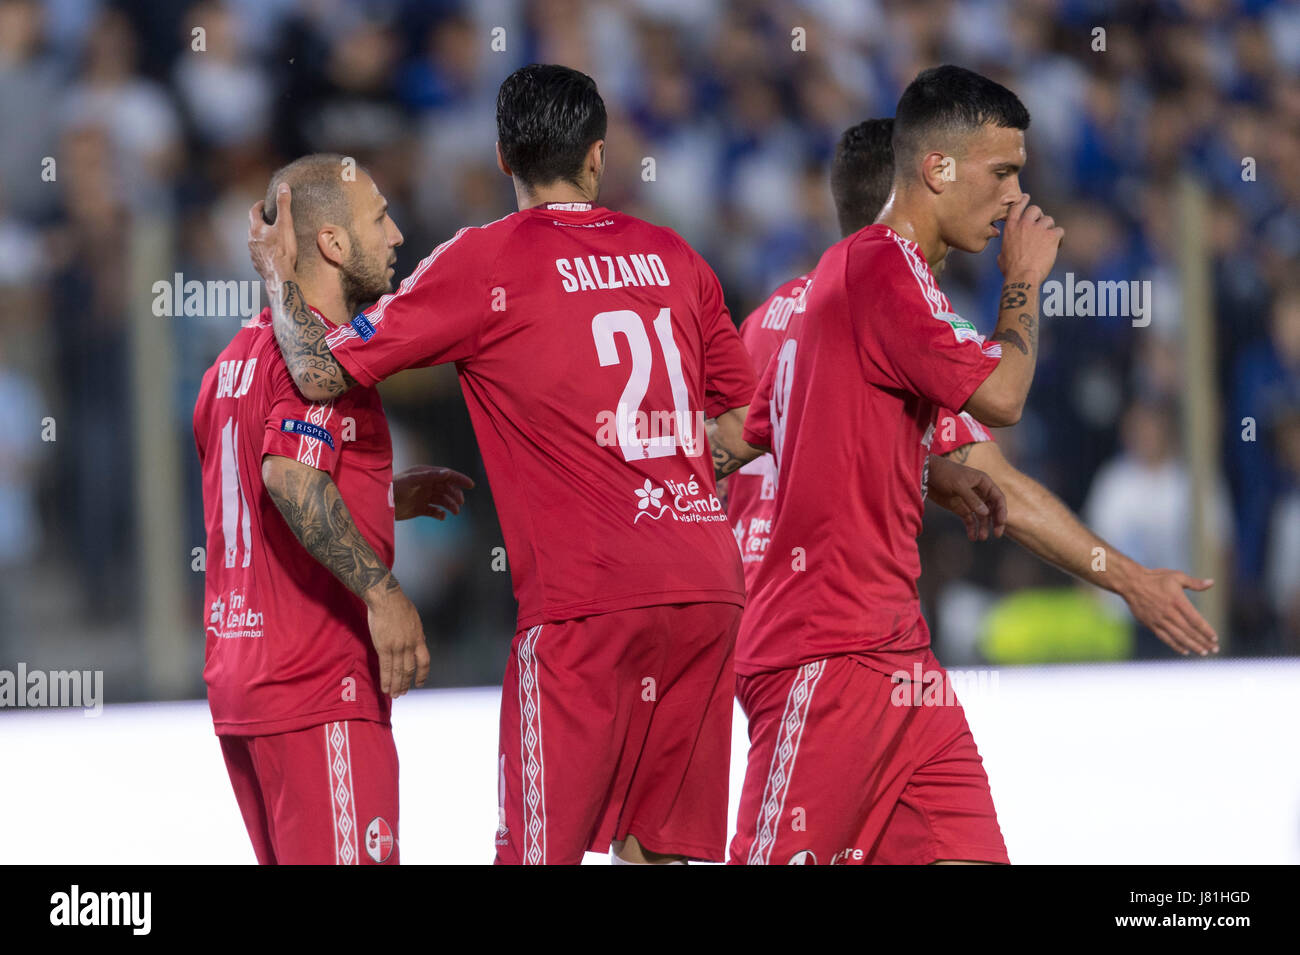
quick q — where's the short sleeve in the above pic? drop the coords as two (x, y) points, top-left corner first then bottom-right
(261, 353), (344, 474)
(325, 227), (490, 387)
(697, 256), (758, 417)
(930, 408), (996, 456)
(743, 348), (777, 450)
(853, 238), (1001, 412)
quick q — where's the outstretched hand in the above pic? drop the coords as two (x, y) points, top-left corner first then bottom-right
(393, 466), (476, 521)
(1121, 569), (1219, 656)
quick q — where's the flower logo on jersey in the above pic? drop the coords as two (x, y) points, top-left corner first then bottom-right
(208, 596), (226, 625)
(365, 816), (394, 863)
(633, 479), (676, 523)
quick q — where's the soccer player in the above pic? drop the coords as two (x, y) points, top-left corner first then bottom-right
(731, 117), (1219, 652)
(196, 154), (472, 864)
(728, 65), (1068, 866)
(247, 65), (763, 865)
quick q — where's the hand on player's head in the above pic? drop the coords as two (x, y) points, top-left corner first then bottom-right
(247, 183), (298, 283)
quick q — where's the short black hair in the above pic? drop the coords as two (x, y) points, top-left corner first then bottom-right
(830, 118), (895, 237)
(892, 65), (1029, 178)
(264, 153), (362, 262)
(496, 63), (607, 190)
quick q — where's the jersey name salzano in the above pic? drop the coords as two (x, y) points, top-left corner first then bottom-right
(554, 253), (672, 292)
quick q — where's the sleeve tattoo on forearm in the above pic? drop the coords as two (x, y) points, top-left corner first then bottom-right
(267, 464), (395, 599)
(275, 281), (356, 398)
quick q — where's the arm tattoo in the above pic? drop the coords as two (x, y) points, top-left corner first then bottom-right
(945, 443), (974, 464)
(999, 282), (1031, 310)
(1017, 311), (1038, 356)
(991, 327), (1030, 355)
(273, 281), (357, 398)
(266, 463), (396, 600)
(713, 443), (745, 481)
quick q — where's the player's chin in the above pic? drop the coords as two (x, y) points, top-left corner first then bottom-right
(958, 232), (993, 254)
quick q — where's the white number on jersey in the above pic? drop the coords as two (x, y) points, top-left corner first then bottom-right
(591, 307), (698, 460)
(219, 415), (253, 568)
(770, 338), (798, 482)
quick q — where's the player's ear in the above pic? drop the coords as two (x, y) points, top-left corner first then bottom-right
(920, 152), (953, 195)
(316, 223), (348, 269)
(495, 142), (512, 178)
(588, 139), (605, 176)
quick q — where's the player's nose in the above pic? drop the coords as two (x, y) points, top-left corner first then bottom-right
(1002, 177), (1024, 209)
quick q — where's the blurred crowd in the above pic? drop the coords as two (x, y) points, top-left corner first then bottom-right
(0, 0), (1297, 695)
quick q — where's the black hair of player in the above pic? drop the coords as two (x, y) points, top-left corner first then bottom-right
(830, 118), (895, 237)
(892, 65), (1029, 175)
(496, 63), (608, 190)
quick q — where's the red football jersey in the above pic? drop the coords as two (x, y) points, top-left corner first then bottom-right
(739, 224), (1001, 676)
(929, 408), (994, 456)
(728, 274), (996, 592)
(727, 273), (812, 590)
(324, 202), (756, 628)
(194, 308), (395, 736)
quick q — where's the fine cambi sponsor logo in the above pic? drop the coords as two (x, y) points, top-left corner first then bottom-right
(206, 588), (263, 640)
(632, 477), (726, 525)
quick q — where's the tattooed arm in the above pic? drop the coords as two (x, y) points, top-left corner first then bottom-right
(272, 280), (357, 401)
(248, 185), (356, 401)
(963, 194), (1063, 427)
(261, 453), (429, 696)
(707, 406), (765, 481)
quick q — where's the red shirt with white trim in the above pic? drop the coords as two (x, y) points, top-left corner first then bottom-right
(326, 203), (755, 628)
(728, 275), (997, 592)
(194, 307), (394, 736)
(929, 408), (995, 456)
(738, 224), (1001, 675)
(727, 273), (811, 589)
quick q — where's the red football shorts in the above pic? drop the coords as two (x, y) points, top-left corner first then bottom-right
(219, 719), (400, 865)
(729, 655), (1008, 865)
(495, 601), (742, 864)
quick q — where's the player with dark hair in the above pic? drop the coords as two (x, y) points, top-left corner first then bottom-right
(729, 65), (1064, 865)
(729, 108), (1217, 862)
(731, 118), (1217, 651)
(195, 153), (472, 864)
(828, 118), (896, 237)
(248, 65), (762, 865)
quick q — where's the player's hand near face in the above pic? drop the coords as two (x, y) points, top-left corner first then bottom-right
(996, 193), (1063, 284)
(1118, 568), (1219, 657)
(393, 466), (475, 521)
(364, 579), (430, 698)
(927, 453), (1007, 541)
(248, 183), (299, 286)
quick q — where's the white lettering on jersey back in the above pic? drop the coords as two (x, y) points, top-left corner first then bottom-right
(215, 357), (258, 399)
(760, 287), (809, 332)
(555, 254), (672, 293)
